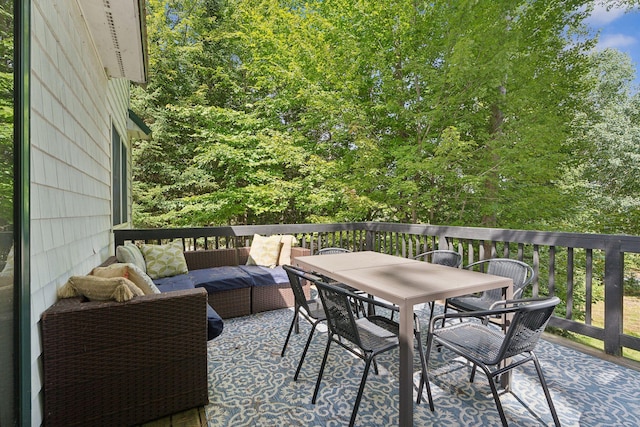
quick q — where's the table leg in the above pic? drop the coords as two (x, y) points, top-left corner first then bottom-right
(500, 283), (514, 390)
(398, 302), (413, 427)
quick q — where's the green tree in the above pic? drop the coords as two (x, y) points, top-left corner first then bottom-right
(0, 0), (13, 228)
(572, 48), (640, 234)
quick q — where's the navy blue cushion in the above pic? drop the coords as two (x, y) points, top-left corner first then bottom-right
(238, 265), (289, 287)
(154, 277), (224, 340)
(154, 274), (195, 292)
(189, 266), (254, 292)
(205, 304), (224, 340)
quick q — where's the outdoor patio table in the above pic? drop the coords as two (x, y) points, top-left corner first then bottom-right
(295, 251), (513, 427)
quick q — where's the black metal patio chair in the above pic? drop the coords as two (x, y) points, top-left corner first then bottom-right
(413, 249), (463, 268)
(418, 296), (562, 427)
(316, 247), (351, 255)
(311, 278), (433, 427)
(443, 258), (534, 319)
(281, 265), (328, 381)
(316, 246), (368, 316)
(413, 250), (463, 322)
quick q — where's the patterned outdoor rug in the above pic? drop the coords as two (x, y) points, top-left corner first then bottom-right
(205, 303), (640, 426)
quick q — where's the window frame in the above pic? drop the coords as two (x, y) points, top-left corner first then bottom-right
(112, 125), (128, 226)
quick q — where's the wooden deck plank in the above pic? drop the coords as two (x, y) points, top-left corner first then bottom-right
(171, 407), (206, 426)
(138, 406), (206, 427)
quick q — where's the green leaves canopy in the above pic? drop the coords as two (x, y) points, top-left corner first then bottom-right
(131, 0), (634, 234)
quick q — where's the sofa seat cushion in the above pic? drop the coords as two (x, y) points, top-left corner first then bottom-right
(154, 278), (224, 340)
(238, 265), (289, 287)
(155, 266), (254, 294)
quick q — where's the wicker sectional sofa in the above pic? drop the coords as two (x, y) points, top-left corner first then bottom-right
(160, 246), (311, 318)
(40, 243), (310, 426)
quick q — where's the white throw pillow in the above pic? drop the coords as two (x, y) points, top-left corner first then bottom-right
(277, 235), (298, 266)
(116, 243), (147, 273)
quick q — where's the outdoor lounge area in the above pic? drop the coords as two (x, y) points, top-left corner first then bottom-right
(10, 1), (640, 426)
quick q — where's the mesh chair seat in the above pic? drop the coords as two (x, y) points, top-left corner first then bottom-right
(432, 321), (504, 365)
(305, 299), (326, 320)
(355, 316), (399, 351)
(445, 295), (495, 312)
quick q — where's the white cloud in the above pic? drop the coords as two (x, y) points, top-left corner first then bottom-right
(586, 4), (627, 26)
(598, 33), (637, 50)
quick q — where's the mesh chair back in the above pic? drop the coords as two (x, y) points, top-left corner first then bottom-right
(414, 250), (462, 268)
(499, 297), (560, 361)
(315, 281), (362, 347)
(466, 258), (534, 301)
(317, 247), (352, 255)
(283, 265), (316, 313)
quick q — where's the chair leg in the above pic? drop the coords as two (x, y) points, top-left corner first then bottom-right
(281, 309), (300, 357)
(415, 330), (434, 410)
(312, 336), (333, 404)
(486, 367), (509, 427)
(532, 354), (561, 427)
(427, 301), (435, 323)
(353, 298), (366, 318)
(441, 300), (449, 328)
(294, 321), (320, 381)
(349, 356), (375, 427)
(294, 306), (301, 334)
(470, 364), (477, 382)
(417, 333), (435, 407)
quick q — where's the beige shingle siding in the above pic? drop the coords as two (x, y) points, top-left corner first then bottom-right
(30, 1), (133, 425)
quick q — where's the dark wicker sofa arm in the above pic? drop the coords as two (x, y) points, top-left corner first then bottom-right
(41, 288), (209, 427)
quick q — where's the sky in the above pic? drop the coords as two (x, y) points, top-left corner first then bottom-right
(586, 4), (640, 86)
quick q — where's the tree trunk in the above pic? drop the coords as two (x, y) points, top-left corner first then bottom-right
(481, 85), (506, 228)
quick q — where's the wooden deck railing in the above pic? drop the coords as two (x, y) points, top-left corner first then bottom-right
(115, 222), (640, 357)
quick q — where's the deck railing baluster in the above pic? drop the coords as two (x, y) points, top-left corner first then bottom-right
(567, 247), (575, 320)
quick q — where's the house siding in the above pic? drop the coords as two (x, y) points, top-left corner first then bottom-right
(30, 1), (132, 425)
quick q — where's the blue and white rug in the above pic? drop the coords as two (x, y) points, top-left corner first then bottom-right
(205, 303), (640, 426)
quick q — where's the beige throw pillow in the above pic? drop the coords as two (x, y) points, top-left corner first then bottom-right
(91, 263), (161, 295)
(277, 235), (298, 266)
(58, 275), (144, 302)
(246, 234), (282, 268)
(140, 240), (188, 279)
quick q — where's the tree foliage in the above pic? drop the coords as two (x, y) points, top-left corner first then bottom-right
(0, 0), (13, 228)
(570, 48), (640, 234)
(131, 0), (638, 236)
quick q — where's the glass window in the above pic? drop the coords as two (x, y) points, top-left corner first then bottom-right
(112, 126), (128, 225)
